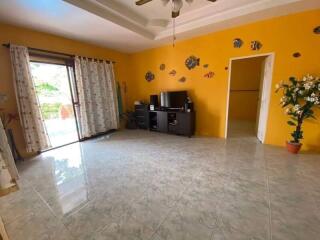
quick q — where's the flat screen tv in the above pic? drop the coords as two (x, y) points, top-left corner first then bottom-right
(160, 91), (187, 109)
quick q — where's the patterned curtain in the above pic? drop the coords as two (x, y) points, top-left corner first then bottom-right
(75, 57), (119, 138)
(10, 45), (51, 152)
(0, 118), (18, 192)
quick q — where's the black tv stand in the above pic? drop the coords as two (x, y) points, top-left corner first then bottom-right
(148, 110), (195, 137)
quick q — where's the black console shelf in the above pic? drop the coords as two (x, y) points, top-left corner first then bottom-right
(148, 110), (195, 137)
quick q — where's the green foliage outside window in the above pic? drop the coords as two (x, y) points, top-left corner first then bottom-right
(40, 103), (61, 120)
(35, 82), (59, 97)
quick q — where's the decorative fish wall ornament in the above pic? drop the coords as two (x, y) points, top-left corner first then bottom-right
(169, 70), (177, 76)
(145, 71), (155, 82)
(251, 41), (262, 50)
(233, 38), (243, 48)
(293, 52), (301, 58)
(160, 64), (166, 71)
(178, 77), (186, 83)
(313, 26), (320, 34)
(204, 71), (214, 78)
(185, 55), (200, 70)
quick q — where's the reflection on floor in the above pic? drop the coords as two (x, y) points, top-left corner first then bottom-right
(0, 130), (320, 240)
(228, 120), (257, 139)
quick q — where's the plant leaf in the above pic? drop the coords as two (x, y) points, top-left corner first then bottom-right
(287, 121), (296, 126)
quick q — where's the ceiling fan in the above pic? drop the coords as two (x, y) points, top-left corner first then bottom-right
(135, 0), (217, 18)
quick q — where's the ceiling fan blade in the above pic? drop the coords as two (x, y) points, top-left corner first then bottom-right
(172, 10), (180, 18)
(207, 0), (217, 2)
(135, 0), (153, 6)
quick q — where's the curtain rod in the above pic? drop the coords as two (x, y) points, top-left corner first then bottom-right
(2, 43), (116, 64)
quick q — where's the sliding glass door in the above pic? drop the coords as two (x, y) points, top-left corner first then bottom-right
(30, 62), (79, 148)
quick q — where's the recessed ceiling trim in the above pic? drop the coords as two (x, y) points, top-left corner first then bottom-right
(63, 0), (156, 39)
(156, 0), (302, 39)
(173, 0), (301, 26)
(146, 19), (170, 28)
(95, 0), (147, 26)
(65, 0), (304, 41)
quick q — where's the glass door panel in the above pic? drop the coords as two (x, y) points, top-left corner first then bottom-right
(30, 62), (79, 148)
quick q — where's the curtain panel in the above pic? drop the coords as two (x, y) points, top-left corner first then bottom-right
(10, 45), (51, 152)
(0, 118), (18, 192)
(75, 57), (119, 138)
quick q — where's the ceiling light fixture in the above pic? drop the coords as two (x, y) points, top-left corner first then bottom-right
(135, 0), (217, 47)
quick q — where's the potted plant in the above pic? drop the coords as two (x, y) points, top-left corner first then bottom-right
(276, 75), (320, 154)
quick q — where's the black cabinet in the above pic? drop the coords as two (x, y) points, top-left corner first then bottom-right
(149, 110), (195, 137)
(134, 104), (149, 129)
(157, 111), (168, 133)
(176, 112), (195, 137)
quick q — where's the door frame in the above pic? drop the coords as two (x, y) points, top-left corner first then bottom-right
(224, 52), (275, 143)
(30, 60), (81, 150)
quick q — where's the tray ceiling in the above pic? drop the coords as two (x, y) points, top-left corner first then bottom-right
(0, 0), (319, 53)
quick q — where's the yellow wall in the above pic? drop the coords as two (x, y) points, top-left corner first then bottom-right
(1, 9), (320, 154)
(0, 23), (129, 157)
(127, 9), (320, 152)
(229, 57), (265, 121)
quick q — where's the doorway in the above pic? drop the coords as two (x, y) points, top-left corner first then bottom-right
(30, 61), (79, 148)
(225, 53), (274, 142)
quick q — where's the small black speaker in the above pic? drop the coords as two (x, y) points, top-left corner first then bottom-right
(150, 95), (159, 106)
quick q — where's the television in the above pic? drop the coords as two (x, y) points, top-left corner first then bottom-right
(160, 91), (188, 109)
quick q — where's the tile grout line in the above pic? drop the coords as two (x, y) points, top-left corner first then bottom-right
(264, 154), (273, 240)
(62, 179), (151, 238)
(96, 175), (161, 235)
(214, 146), (241, 240)
(94, 173), (164, 235)
(148, 168), (203, 240)
(199, 153), (227, 240)
(97, 186), (151, 234)
(31, 186), (58, 218)
(30, 183), (78, 239)
(30, 185), (77, 240)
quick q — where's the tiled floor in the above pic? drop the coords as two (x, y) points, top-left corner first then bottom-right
(1, 130), (320, 240)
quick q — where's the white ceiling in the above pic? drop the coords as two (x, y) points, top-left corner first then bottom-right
(0, 0), (319, 53)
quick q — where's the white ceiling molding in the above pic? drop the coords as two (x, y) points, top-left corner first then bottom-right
(64, 0), (304, 41)
(64, 0), (156, 39)
(95, 0), (147, 25)
(157, 0), (302, 39)
(169, 0), (301, 27)
(146, 19), (170, 28)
